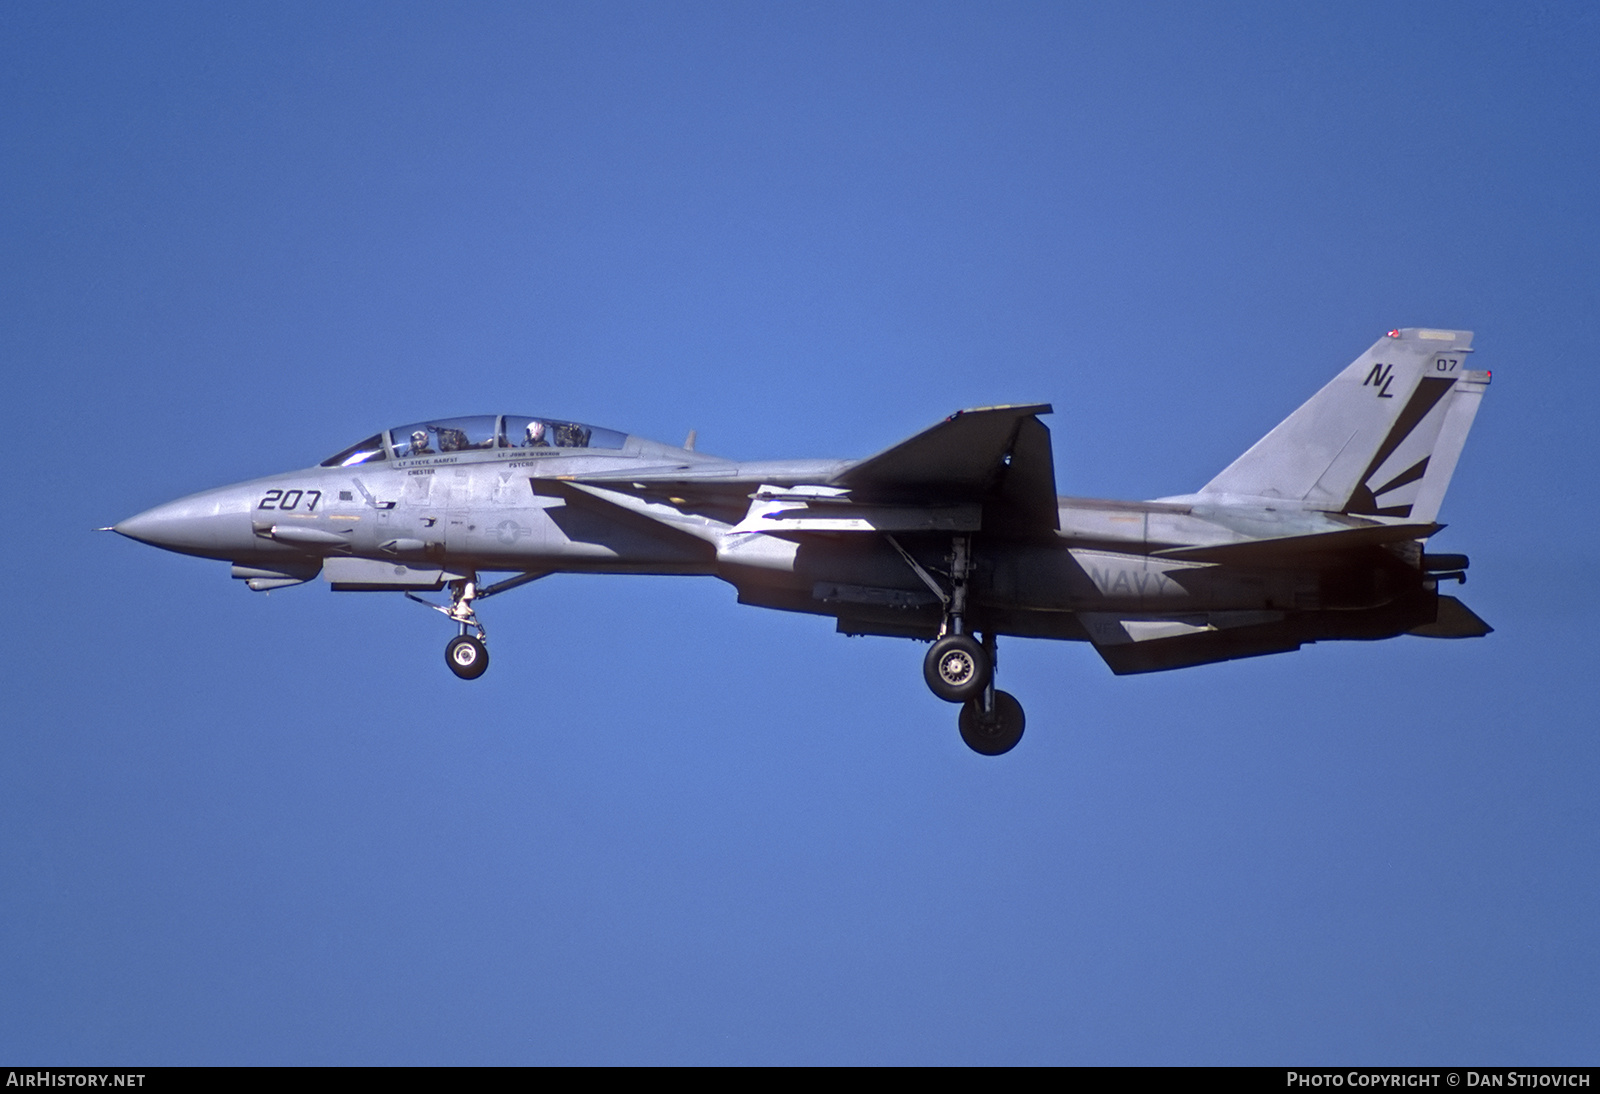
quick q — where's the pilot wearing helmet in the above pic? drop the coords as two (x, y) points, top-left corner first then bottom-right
(410, 429), (433, 455)
(524, 420), (549, 447)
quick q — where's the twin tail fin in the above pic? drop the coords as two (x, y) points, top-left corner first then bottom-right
(1201, 328), (1489, 522)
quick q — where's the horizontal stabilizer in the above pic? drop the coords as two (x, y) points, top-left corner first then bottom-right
(1086, 588), (1481, 674)
(1409, 595), (1492, 638)
(1154, 521), (1440, 564)
(1082, 611), (1301, 674)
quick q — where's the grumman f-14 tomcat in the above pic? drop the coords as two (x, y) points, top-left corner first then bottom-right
(113, 328), (1492, 755)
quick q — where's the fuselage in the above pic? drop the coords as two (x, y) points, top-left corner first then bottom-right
(114, 414), (1437, 644)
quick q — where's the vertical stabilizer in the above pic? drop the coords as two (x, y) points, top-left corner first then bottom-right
(1357, 358), (1488, 523)
(1201, 328), (1486, 518)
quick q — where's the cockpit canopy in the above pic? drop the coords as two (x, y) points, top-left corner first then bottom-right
(320, 414), (628, 467)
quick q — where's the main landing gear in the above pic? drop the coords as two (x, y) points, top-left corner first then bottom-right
(924, 633), (988, 702)
(959, 683), (1025, 757)
(930, 629), (1025, 756)
(407, 570), (546, 680)
(891, 534), (1027, 756)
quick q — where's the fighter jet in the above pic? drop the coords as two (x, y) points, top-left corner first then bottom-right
(113, 328), (1491, 755)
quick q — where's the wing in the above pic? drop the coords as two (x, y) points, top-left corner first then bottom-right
(549, 404), (1060, 537)
(830, 404), (1058, 533)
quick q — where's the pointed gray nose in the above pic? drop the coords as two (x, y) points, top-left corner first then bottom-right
(115, 488), (256, 559)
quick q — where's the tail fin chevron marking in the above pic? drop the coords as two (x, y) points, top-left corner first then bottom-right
(1201, 328), (1488, 521)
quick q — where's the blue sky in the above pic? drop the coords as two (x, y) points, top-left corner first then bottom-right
(3, 1), (1597, 1064)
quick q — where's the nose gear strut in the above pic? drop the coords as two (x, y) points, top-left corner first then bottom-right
(405, 570), (548, 680)
(410, 576), (488, 679)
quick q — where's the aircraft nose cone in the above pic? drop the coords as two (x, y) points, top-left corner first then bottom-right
(114, 500), (210, 551)
(114, 489), (255, 558)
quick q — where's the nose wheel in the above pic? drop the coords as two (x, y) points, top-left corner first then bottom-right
(409, 574), (491, 681)
(434, 576), (489, 680)
(406, 570), (549, 681)
(446, 633), (489, 679)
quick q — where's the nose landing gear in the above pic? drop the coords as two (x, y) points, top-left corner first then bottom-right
(419, 576), (489, 680)
(406, 570), (547, 680)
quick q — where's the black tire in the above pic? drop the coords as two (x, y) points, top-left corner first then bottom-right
(923, 633), (990, 703)
(959, 690), (1025, 756)
(445, 634), (489, 680)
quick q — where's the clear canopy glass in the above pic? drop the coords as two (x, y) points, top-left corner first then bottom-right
(390, 416), (499, 459)
(319, 434), (388, 468)
(321, 415), (628, 467)
(501, 416), (627, 451)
